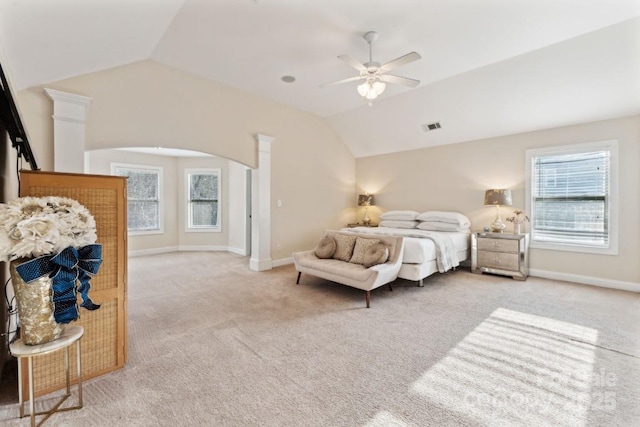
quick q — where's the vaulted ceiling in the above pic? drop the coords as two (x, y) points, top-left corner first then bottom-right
(1, 0), (639, 158)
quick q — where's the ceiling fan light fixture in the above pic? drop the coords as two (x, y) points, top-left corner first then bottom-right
(357, 79), (385, 100)
(357, 82), (369, 97)
(320, 30), (421, 102)
(373, 81), (386, 95)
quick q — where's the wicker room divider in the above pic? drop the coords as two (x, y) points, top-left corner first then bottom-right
(18, 170), (128, 398)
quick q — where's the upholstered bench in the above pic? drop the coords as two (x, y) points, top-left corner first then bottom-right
(292, 230), (404, 307)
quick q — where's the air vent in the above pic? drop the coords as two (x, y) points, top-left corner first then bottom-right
(421, 122), (442, 132)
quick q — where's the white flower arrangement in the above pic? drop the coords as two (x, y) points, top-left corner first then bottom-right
(0, 196), (97, 262)
(505, 210), (530, 225)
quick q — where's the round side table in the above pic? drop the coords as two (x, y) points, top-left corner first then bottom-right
(9, 325), (84, 427)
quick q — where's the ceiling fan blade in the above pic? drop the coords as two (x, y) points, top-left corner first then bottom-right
(379, 74), (421, 88)
(319, 75), (366, 88)
(338, 55), (368, 72)
(378, 52), (421, 73)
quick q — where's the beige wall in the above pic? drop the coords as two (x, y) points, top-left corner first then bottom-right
(176, 156), (233, 250)
(14, 57), (635, 284)
(356, 115), (640, 285)
(85, 149), (180, 253)
(14, 60), (356, 260)
(86, 149), (251, 255)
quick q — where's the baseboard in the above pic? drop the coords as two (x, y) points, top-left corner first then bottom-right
(530, 268), (640, 293)
(250, 257), (272, 271)
(227, 246), (248, 256)
(128, 246), (179, 257)
(129, 245), (244, 257)
(272, 257), (293, 268)
(177, 245), (229, 252)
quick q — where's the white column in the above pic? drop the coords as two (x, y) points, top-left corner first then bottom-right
(44, 88), (92, 173)
(250, 134), (274, 271)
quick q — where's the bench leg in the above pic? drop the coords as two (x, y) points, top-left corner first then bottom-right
(365, 291), (371, 308)
(296, 272), (301, 284)
(388, 283), (393, 291)
(418, 278), (424, 287)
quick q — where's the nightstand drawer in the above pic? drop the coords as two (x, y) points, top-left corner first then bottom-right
(477, 238), (518, 253)
(477, 251), (519, 271)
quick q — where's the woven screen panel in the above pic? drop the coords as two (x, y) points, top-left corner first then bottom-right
(31, 299), (118, 396)
(20, 171), (127, 399)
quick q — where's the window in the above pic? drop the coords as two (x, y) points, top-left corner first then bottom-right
(186, 169), (221, 232)
(526, 140), (618, 255)
(112, 164), (163, 234)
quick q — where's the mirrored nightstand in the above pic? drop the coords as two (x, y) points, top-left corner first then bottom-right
(471, 232), (529, 280)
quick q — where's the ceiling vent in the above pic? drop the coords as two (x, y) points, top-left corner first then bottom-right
(421, 122), (442, 132)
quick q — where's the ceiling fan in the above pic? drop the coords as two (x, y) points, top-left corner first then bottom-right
(320, 31), (421, 101)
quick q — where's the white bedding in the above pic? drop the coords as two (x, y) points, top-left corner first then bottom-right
(342, 227), (470, 268)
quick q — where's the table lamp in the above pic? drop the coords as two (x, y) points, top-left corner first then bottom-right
(484, 189), (512, 232)
(358, 194), (375, 225)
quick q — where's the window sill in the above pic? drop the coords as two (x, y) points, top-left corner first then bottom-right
(530, 240), (618, 256)
(128, 229), (164, 236)
(186, 228), (221, 233)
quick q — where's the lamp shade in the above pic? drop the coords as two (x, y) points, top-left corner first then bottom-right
(484, 189), (512, 206)
(358, 194), (375, 206)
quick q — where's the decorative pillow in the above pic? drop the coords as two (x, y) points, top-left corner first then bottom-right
(349, 237), (381, 264)
(417, 221), (470, 232)
(379, 220), (419, 229)
(379, 210), (420, 221)
(332, 233), (357, 262)
(362, 243), (389, 268)
(314, 236), (336, 259)
(416, 211), (471, 227)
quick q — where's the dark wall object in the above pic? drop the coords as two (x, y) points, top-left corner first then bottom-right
(0, 61), (38, 171)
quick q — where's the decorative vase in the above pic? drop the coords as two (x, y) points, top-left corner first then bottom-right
(10, 259), (64, 345)
(514, 223), (521, 234)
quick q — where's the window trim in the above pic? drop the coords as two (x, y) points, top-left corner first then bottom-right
(111, 163), (164, 236)
(185, 168), (221, 233)
(525, 140), (618, 255)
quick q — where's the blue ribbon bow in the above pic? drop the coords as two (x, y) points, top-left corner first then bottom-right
(16, 245), (103, 324)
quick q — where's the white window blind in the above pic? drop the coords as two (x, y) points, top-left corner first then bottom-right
(187, 170), (220, 230)
(529, 144), (615, 251)
(113, 164), (162, 233)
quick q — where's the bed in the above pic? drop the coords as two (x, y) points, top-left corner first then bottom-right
(341, 226), (471, 286)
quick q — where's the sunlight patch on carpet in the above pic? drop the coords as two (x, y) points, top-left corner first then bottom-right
(365, 410), (410, 427)
(410, 308), (613, 426)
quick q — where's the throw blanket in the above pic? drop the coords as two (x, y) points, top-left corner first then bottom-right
(343, 227), (460, 273)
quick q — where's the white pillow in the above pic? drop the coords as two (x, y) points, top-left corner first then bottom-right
(417, 221), (470, 232)
(379, 210), (420, 221)
(416, 211), (470, 227)
(379, 220), (419, 229)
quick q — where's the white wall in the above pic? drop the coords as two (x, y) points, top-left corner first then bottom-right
(227, 161), (249, 255)
(356, 115), (640, 287)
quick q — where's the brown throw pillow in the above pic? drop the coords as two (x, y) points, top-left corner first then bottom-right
(362, 243), (389, 268)
(314, 236), (336, 259)
(332, 233), (357, 262)
(349, 237), (380, 264)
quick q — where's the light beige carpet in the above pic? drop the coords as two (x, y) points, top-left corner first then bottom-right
(1, 251), (639, 426)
